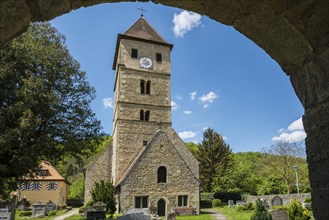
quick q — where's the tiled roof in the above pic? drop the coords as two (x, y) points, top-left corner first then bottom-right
(123, 17), (168, 44)
(21, 161), (68, 183)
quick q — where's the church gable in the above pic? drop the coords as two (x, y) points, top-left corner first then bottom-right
(117, 130), (199, 213)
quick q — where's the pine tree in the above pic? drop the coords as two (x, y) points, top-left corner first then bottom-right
(197, 128), (232, 192)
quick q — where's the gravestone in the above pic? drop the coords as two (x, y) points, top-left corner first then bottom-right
(270, 209), (288, 220)
(86, 202), (107, 220)
(32, 202), (46, 218)
(228, 200), (234, 208)
(0, 208), (10, 220)
(271, 196), (283, 207)
(45, 201), (56, 213)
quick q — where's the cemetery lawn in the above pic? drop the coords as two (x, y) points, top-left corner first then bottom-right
(175, 214), (214, 220)
(63, 214), (81, 220)
(214, 205), (253, 220)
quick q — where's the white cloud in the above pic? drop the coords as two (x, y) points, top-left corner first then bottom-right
(171, 101), (180, 110)
(178, 131), (197, 140)
(199, 91), (218, 108)
(272, 117), (306, 142)
(173, 11), (202, 38)
(288, 117), (304, 131)
(272, 131), (306, 142)
(103, 97), (114, 109)
(183, 110), (192, 115)
(190, 91), (197, 100)
(176, 95), (183, 100)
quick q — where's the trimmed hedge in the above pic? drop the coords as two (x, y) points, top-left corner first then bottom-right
(200, 200), (212, 208)
(213, 192), (241, 203)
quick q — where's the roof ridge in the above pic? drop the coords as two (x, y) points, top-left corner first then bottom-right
(123, 17), (168, 44)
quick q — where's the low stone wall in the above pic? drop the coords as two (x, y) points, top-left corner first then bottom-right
(247, 193), (311, 207)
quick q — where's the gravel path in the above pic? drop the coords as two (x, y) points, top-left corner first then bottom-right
(53, 208), (79, 220)
(203, 209), (227, 220)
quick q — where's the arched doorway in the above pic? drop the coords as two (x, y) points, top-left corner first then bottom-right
(157, 198), (166, 216)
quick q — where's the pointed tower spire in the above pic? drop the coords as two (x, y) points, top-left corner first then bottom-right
(112, 17), (173, 70)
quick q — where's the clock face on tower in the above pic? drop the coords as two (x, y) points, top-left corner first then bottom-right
(140, 57), (153, 69)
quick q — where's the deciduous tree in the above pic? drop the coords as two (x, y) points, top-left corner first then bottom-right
(262, 141), (307, 194)
(0, 22), (101, 197)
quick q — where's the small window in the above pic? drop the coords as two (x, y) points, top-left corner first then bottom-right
(21, 182), (30, 190)
(49, 182), (56, 190)
(143, 141), (148, 147)
(140, 80), (145, 94)
(140, 110), (145, 121)
(156, 53), (162, 62)
(146, 81), (151, 94)
(157, 166), (167, 183)
(135, 196), (148, 208)
(145, 111), (150, 121)
(32, 182), (42, 190)
(47, 182), (58, 190)
(39, 170), (48, 176)
(178, 195), (188, 207)
(131, 48), (138, 58)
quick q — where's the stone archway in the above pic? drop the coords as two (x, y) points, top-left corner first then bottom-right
(0, 1), (328, 218)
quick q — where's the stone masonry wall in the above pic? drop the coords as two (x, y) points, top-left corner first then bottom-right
(113, 120), (172, 184)
(84, 142), (112, 202)
(112, 37), (173, 184)
(119, 131), (199, 214)
(247, 193), (311, 207)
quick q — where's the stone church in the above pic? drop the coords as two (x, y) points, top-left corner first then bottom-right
(85, 17), (200, 216)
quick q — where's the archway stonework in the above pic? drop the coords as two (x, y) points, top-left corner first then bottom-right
(0, 0), (328, 218)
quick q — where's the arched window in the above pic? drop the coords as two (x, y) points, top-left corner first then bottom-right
(145, 110), (150, 121)
(157, 166), (167, 183)
(140, 110), (144, 121)
(140, 80), (145, 94)
(146, 81), (151, 94)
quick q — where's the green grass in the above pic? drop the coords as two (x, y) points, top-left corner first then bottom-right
(214, 205), (253, 220)
(176, 214), (214, 220)
(64, 214), (83, 220)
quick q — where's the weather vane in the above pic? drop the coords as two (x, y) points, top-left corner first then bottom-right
(137, 6), (147, 17)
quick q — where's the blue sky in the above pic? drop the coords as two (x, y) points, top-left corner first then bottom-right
(50, 2), (305, 152)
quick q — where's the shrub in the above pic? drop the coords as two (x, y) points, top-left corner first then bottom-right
(47, 210), (57, 216)
(213, 192), (241, 203)
(17, 210), (32, 216)
(241, 193), (250, 201)
(304, 197), (312, 203)
(250, 199), (272, 220)
(288, 199), (311, 220)
(79, 206), (86, 213)
(246, 202), (255, 211)
(272, 206), (288, 211)
(85, 200), (94, 207)
(236, 205), (246, 211)
(91, 180), (116, 214)
(212, 199), (221, 207)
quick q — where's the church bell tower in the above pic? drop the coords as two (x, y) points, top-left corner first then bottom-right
(111, 17), (174, 185)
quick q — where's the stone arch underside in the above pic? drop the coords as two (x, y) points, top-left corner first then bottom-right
(0, 0), (328, 219)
